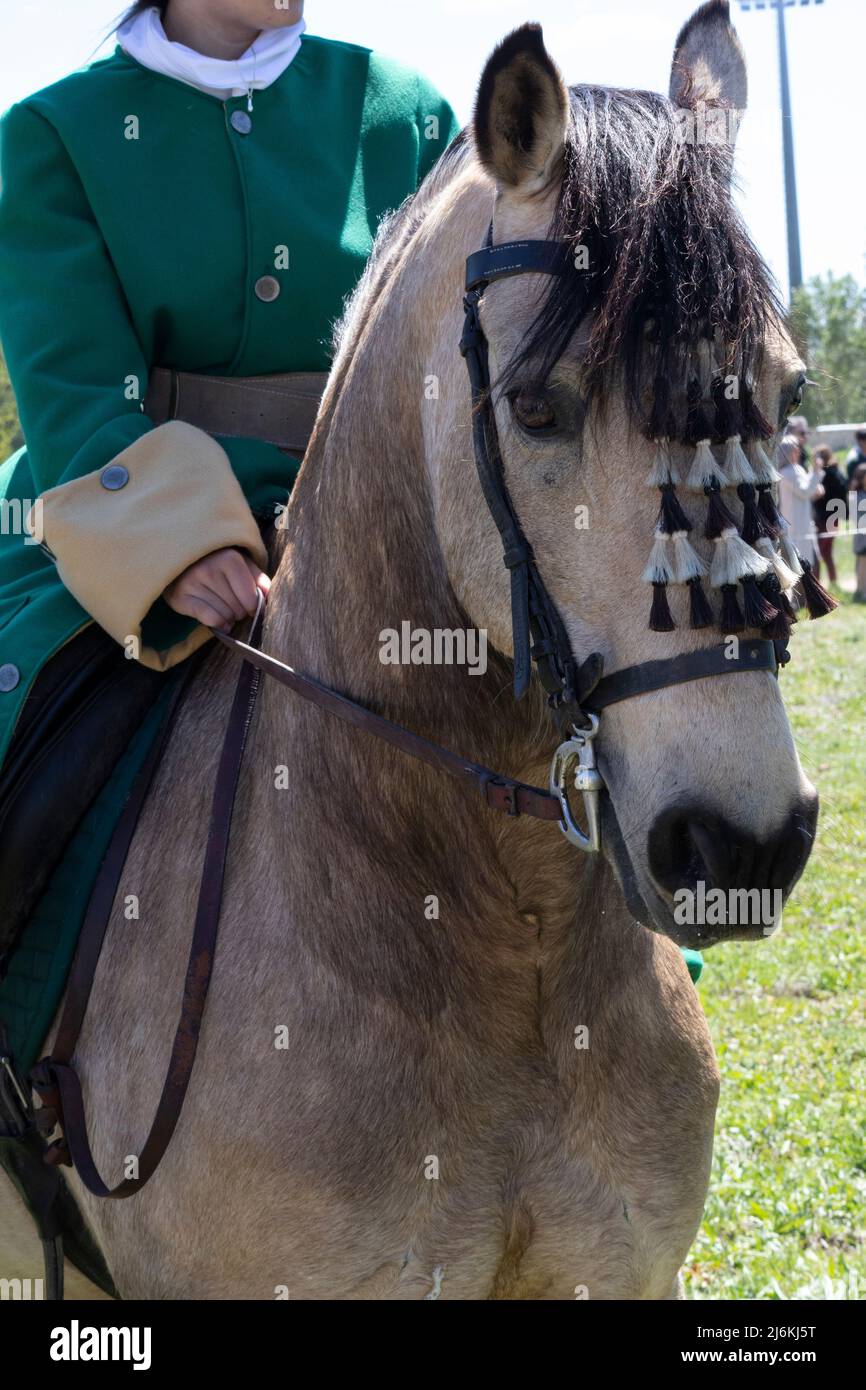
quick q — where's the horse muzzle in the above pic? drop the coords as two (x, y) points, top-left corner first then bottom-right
(644, 796), (819, 947)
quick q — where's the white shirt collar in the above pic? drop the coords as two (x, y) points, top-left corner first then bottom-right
(118, 5), (306, 102)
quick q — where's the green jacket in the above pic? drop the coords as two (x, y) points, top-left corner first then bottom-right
(0, 35), (459, 765)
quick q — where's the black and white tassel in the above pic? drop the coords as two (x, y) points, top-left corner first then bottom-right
(754, 535), (801, 592)
(709, 526), (778, 632)
(747, 439), (780, 486)
(643, 529), (676, 632)
(670, 529), (712, 629)
(685, 439), (727, 493)
(656, 482), (692, 535)
(709, 526), (770, 591)
(645, 437), (678, 488)
(704, 481), (741, 541)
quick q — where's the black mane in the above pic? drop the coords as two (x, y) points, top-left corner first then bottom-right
(503, 85), (783, 442)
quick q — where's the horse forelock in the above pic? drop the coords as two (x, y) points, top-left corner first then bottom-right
(500, 84), (785, 437)
(332, 84), (784, 446)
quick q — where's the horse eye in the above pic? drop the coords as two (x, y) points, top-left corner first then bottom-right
(511, 387), (557, 432)
(781, 375), (807, 424)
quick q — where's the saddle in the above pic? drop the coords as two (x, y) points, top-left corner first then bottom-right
(0, 624), (166, 975)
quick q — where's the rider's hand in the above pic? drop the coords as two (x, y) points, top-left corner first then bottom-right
(163, 547), (270, 632)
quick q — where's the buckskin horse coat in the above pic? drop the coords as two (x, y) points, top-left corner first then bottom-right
(0, 34), (459, 766)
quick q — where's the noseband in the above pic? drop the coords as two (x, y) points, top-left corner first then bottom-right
(459, 223), (788, 850)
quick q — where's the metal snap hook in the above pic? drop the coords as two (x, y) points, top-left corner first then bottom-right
(549, 713), (605, 853)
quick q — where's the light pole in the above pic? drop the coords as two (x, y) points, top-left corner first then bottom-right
(738, 0), (826, 300)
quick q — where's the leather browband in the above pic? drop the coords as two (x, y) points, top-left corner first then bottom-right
(465, 238), (571, 292)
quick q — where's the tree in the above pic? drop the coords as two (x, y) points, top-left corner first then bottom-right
(790, 273), (866, 427)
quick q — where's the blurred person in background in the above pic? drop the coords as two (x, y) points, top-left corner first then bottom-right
(852, 463), (866, 603)
(811, 444), (847, 586)
(778, 417), (823, 568)
(846, 428), (866, 484)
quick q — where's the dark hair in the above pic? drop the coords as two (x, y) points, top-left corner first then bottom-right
(117, 2), (168, 27)
(502, 85), (782, 440)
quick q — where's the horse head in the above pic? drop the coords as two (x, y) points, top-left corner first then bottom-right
(387, 1), (824, 948)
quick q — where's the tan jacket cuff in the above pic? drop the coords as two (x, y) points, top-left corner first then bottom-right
(28, 421), (269, 671)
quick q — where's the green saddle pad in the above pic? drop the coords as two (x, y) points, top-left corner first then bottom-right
(0, 681), (180, 1074)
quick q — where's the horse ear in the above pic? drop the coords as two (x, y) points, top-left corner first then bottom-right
(669, 0), (747, 116)
(473, 24), (569, 195)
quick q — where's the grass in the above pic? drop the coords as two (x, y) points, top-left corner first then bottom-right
(685, 544), (866, 1300)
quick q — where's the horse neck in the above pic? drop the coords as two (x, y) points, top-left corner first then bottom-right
(251, 213), (629, 968)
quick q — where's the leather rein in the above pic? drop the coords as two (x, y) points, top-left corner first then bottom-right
(29, 226), (788, 1209)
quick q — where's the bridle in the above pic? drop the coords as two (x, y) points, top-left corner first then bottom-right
(458, 222), (788, 849)
(203, 223), (786, 854)
(25, 221), (790, 1234)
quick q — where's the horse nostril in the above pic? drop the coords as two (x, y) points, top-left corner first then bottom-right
(647, 796), (819, 904)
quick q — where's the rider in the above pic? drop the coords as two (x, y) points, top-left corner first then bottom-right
(0, 0), (459, 970)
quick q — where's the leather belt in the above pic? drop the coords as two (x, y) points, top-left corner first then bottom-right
(144, 368), (329, 456)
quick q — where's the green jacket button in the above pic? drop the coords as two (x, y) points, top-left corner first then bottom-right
(0, 664), (20, 692)
(254, 275), (280, 303)
(100, 464), (129, 490)
(230, 110), (252, 135)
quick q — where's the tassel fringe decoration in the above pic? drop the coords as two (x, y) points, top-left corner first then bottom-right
(657, 484), (692, 535)
(671, 530), (706, 583)
(649, 581), (676, 632)
(754, 536), (800, 591)
(758, 573), (795, 640)
(737, 483), (775, 545)
(638, 355), (835, 639)
(741, 574), (780, 628)
(757, 484), (784, 533)
(645, 438), (679, 487)
(713, 375), (739, 441)
(686, 378), (715, 446)
(748, 441), (780, 485)
(643, 532), (674, 585)
(687, 576), (713, 629)
(704, 484), (740, 540)
(798, 558), (839, 619)
(685, 439), (727, 492)
(709, 527), (770, 590)
(723, 435), (757, 485)
(720, 583), (745, 633)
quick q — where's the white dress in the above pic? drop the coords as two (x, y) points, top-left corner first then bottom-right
(777, 439), (821, 566)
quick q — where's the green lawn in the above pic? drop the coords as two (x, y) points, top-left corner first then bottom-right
(686, 544), (866, 1300)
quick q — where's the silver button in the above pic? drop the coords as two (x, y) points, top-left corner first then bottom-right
(231, 110), (252, 135)
(0, 663), (20, 692)
(100, 464), (129, 490)
(254, 275), (280, 303)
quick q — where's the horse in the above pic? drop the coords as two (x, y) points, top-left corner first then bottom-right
(1, 1), (820, 1299)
